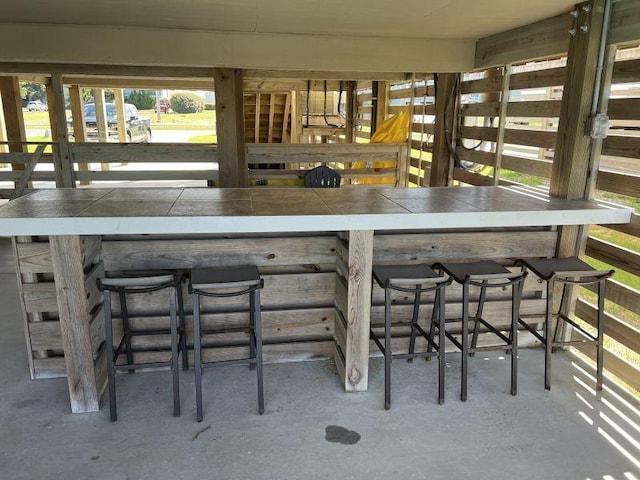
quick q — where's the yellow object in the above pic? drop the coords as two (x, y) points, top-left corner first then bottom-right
(356, 106), (411, 184)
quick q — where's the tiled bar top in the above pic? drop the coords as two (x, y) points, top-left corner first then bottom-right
(0, 186), (632, 235)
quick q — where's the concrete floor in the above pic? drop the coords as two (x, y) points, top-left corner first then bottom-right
(0, 238), (639, 480)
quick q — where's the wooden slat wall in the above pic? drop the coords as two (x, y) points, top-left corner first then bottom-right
(455, 59), (565, 186)
(14, 235), (102, 379)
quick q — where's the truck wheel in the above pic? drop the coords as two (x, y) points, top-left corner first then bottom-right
(126, 132), (132, 143)
(145, 129), (152, 143)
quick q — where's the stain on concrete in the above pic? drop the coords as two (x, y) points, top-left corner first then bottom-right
(325, 425), (361, 445)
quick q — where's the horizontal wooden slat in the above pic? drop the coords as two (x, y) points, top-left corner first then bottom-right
(74, 170), (218, 182)
(475, 13), (572, 68)
(246, 143), (405, 164)
(509, 67), (567, 90)
(601, 212), (640, 238)
(501, 155), (552, 178)
(586, 237), (640, 277)
(452, 167), (494, 186)
(612, 57), (640, 84)
(507, 100), (561, 118)
(71, 143), (218, 164)
(503, 129), (557, 149)
(374, 230), (557, 263)
(596, 169), (640, 197)
(461, 102), (500, 117)
(102, 236), (337, 270)
(461, 73), (504, 94)
(582, 278), (640, 316)
(32, 357), (66, 379)
(601, 135), (640, 159)
(460, 126), (498, 142)
(574, 343), (640, 392)
(576, 299), (640, 354)
(0, 153), (55, 164)
(608, 98), (640, 121)
(455, 148), (496, 167)
(609, 0), (640, 46)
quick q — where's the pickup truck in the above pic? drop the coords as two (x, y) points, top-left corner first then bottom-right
(69, 103), (152, 142)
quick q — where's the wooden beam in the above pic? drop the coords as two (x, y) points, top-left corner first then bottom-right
(0, 76), (27, 153)
(475, 13), (573, 69)
(608, 0), (640, 45)
(345, 81), (356, 143)
(69, 85), (89, 185)
(494, 66), (511, 185)
(50, 235), (100, 413)
(214, 68), (246, 187)
(0, 94), (7, 153)
(370, 81), (389, 135)
(343, 230), (373, 392)
(429, 73), (457, 187)
(46, 74), (74, 187)
(0, 62), (218, 78)
(254, 93), (261, 143)
(113, 88), (127, 143)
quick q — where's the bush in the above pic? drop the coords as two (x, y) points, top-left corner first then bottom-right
(170, 92), (205, 114)
(204, 103), (216, 111)
(126, 90), (156, 110)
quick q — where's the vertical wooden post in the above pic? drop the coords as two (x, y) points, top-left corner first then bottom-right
(429, 73), (458, 186)
(289, 91), (300, 143)
(50, 235), (100, 413)
(114, 88), (127, 143)
(93, 88), (108, 144)
(492, 66), (511, 185)
(343, 230), (373, 392)
(0, 77), (27, 184)
(0, 94), (8, 153)
(550, 0), (606, 257)
(69, 85), (89, 185)
(214, 68), (247, 187)
(345, 81), (357, 143)
(370, 81), (389, 136)
(46, 74), (75, 188)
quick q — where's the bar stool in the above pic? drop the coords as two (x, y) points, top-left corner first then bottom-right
(370, 264), (450, 409)
(516, 257), (614, 391)
(189, 265), (265, 422)
(97, 274), (186, 422)
(432, 260), (526, 402)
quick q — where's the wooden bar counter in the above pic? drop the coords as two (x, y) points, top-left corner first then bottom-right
(0, 186), (632, 413)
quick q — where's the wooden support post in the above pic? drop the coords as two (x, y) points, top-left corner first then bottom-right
(114, 88), (127, 143)
(46, 74), (75, 188)
(370, 81), (389, 135)
(429, 73), (457, 186)
(550, 0), (606, 257)
(0, 76), (27, 187)
(549, 0), (607, 339)
(0, 94), (8, 153)
(50, 235), (100, 413)
(214, 68), (247, 187)
(282, 93), (291, 143)
(289, 91), (300, 144)
(493, 65), (512, 185)
(93, 88), (108, 144)
(69, 85), (89, 185)
(345, 81), (357, 143)
(343, 230), (373, 392)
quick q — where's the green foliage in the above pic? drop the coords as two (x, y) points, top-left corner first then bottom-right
(204, 103), (215, 111)
(19, 82), (46, 104)
(81, 88), (115, 103)
(170, 92), (205, 114)
(126, 90), (156, 110)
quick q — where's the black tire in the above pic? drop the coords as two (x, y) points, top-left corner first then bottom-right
(145, 129), (152, 143)
(126, 132), (132, 143)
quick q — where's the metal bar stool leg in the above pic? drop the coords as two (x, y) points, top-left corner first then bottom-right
(254, 288), (265, 414)
(461, 282), (470, 402)
(249, 289), (257, 371)
(596, 280), (605, 391)
(544, 281), (553, 390)
(470, 282), (488, 356)
(384, 287), (392, 410)
(193, 292), (204, 422)
(510, 280), (519, 396)
(407, 287), (421, 363)
(119, 292), (135, 373)
(437, 287), (446, 405)
(177, 281), (188, 371)
(103, 290), (118, 422)
(169, 285), (180, 417)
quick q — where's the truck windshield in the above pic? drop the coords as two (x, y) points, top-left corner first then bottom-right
(83, 104), (117, 117)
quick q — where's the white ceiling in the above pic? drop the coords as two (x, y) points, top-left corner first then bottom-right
(2, 0), (578, 40)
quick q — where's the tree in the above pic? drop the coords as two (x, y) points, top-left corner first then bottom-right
(170, 92), (205, 114)
(126, 90), (156, 110)
(19, 82), (46, 103)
